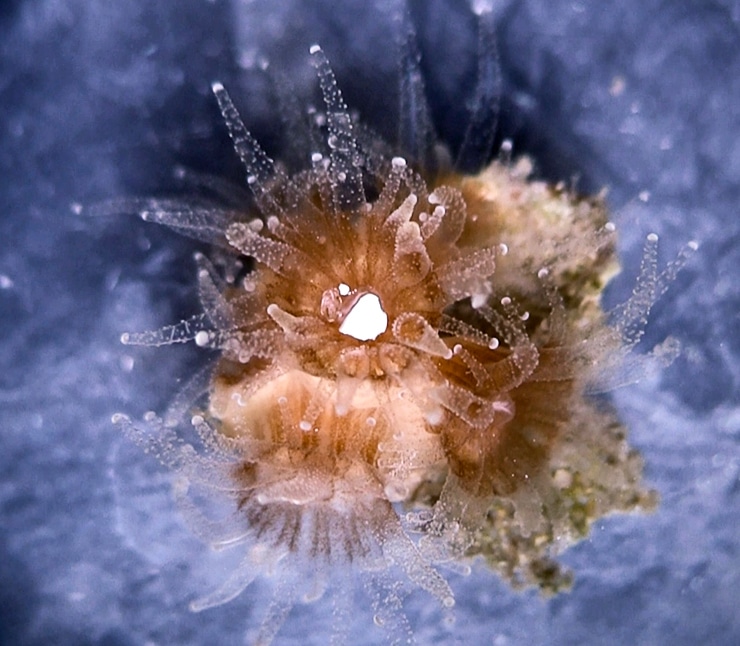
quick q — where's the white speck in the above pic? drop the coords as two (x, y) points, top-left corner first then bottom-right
(311, 152), (323, 163)
(247, 175), (257, 185)
(501, 296), (512, 306)
(498, 243), (509, 255)
(647, 232), (659, 243)
(194, 331), (210, 347)
(191, 415), (204, 426)
(338, 283), (350, 296)
(339, 293), (388, 341)
(267, 215), (280, 232)
(520, 311), (530, 321)
(366, 417), (377, 427)
(453, 344), (463, 355)
(0, 274), (13, 289)
(391, 156), (407, 168)
(120, 333), (131, 344)
(309, 44), (321, 55)
(639, 190), (651, 202)
(299, 420), (312, 432)
(605, 221), (616, 232)
(488, 337), (500, 350)
(243, 278), (256, 292)
(248, 218), (263, 232)
(471, 292), (488, 309)
(688, 240), (699, 251)
(277, 396), (287, 405)
(537, 268), (549, 279)
(70, 202), (83, 215)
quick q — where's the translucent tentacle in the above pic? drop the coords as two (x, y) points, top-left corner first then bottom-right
(309, 45), (366, 213)
(396, 8), (437, 174)
(371, 156), (410, 218)
(195, 252), (233, 328)
(439, 314), (500, 350)
(172, 166), (252, 207)
(87, 198), (233, 247)
(189, 547), (276, 612)
(212, 82), (287, 217)
(422, 186), (466, 247)
(392, 312), (452, 359)
(437, 247), (497, 305)
(162, 363), (214, 427)
(120, 313), (211, 347)
(225, 222), (298, 274)
(611, 235), (698, 347)
(253, 577), (298, 646)
(456, 7), (501, 172)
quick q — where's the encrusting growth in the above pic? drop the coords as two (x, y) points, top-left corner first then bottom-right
(105, 36), (696, 644)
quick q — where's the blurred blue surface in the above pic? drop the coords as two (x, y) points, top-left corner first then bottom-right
(1, 0), (738, 644)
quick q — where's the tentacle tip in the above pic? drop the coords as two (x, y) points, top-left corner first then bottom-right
(188, 600), (206, 613)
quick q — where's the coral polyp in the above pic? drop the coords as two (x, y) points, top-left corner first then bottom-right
(106, 41), (695, 644)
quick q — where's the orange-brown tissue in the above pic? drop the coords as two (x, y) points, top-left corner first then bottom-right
(109, 45), (695, 642)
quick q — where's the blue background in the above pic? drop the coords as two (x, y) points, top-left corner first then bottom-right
(1, 0), (738, 644)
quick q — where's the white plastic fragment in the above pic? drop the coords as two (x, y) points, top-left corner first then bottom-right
(339, 293), (388, 341)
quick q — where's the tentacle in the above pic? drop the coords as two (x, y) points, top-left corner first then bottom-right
(455, 7), (501, 173)
(309, 45), (366, 213)
(212, 82), (287, 217)
(395, 7), (437, 174)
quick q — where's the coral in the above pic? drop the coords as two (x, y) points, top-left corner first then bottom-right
(102, 37), (695, 645)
